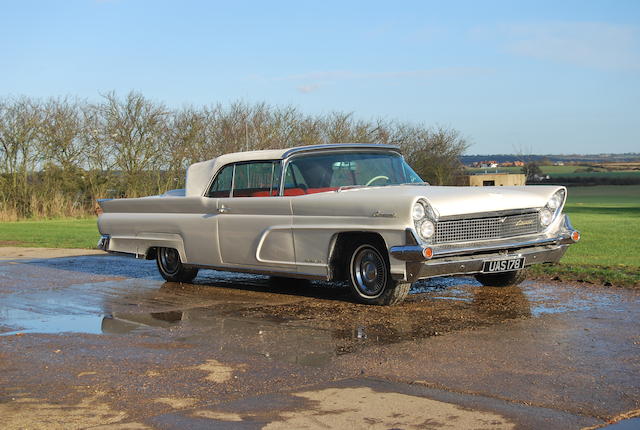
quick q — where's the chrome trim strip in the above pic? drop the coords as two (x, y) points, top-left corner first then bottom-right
(281, 143), (400, 159)
(432, 235), (566, 257)
(184, 263), (327, 280)
(372, 211), (396, 218)
(255, 226), (299, 266)
(437, 207), (540, 221)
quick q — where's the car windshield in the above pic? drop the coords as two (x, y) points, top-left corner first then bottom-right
(283, 152), (423, 195)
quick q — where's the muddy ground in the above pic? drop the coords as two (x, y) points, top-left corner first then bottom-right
(0, 248), (639, 429)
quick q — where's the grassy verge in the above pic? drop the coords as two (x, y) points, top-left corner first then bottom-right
(0, 218), (99, 249)
(532, 185), (640, 288)
(529, 264), (640, 288)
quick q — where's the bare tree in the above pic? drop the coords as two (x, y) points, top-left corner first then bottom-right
(0, 93), (472, 218)
(91, 91), (169, 197)
(401, 125), (470, 185)
(0, 96), (43, 216)
(39, 97), (85, 169)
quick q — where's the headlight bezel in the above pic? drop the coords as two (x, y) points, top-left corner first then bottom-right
(412, 199), (437, 242)
(539, 189), (566, 229)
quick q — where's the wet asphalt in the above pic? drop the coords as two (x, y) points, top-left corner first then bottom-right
(0, 253), (639, 429)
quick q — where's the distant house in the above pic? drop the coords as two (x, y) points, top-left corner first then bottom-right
(467, 173), (526, 187)
(472, 160), (499, 168)
(500, 160), (524, 167)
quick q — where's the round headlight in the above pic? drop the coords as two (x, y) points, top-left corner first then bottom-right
(539, 208), (553, 226)
(547, 193), (562, 210)
(412, 203), (426, 220)
(419, 220), (435, 239)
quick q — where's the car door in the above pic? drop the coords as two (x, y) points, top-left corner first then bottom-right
(216, 161), (296, 270)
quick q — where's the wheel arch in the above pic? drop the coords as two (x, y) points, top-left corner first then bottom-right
(328, 231), (389, 281)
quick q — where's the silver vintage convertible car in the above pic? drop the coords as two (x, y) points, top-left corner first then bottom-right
(97, 144), (580, 305)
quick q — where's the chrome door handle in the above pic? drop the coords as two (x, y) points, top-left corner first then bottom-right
(218, 205), (230, 213)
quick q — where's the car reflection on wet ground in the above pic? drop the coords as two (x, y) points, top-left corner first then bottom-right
(1, 253), (639, 429)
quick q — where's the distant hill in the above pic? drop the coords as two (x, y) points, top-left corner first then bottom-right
(461, 153), (640, 165)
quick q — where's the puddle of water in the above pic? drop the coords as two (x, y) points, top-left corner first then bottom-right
(0, 313), (105, 336)
(411, 276), (478, 294)
(523, 283), (626, 316)
(2, 254), (637, 369)
(602, 417), (640, 429)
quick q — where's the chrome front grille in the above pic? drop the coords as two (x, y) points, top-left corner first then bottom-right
(434, 212), (540, 244)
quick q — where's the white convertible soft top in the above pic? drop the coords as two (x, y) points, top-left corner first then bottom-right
(184, 143), (400, 197)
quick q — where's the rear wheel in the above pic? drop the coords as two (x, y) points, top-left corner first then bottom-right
(348, 243), (410, 305)
(156, 247), (198, 283)
(475, 269), (527, 287)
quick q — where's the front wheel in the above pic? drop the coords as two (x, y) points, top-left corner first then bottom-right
(348, 243), (411, 305)
(475, 269), (527, 287)
(156, 247), (199, 283)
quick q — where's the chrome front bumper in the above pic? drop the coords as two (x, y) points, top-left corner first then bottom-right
(390, 214), (580, 282)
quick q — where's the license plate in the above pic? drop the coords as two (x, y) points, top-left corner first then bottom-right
(482, 257), (525, 273)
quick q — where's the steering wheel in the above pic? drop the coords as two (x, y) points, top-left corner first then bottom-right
(365, 175), (390, 186)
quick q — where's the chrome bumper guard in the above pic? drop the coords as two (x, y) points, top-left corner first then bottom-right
(97, 235), (110, 251)
(390, 215), (580, 282)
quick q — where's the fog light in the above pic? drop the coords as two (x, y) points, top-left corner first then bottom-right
(539, 208), (553, 226)
(423, 247), (433, 259)
(571, 231), (581, 242)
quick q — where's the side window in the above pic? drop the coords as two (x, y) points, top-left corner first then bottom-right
(207, 165), (233, 198)
(232, 161), (281, 197)
(284, 163), (309, 193)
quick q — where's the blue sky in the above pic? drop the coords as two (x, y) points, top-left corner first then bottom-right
(1, 0), (639, 154)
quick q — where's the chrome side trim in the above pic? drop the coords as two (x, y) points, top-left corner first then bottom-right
(102, 250), (147, 259)
(255, 225), (299, 266)
(184, 263), (327, 280)
(99, 249), (325, 280)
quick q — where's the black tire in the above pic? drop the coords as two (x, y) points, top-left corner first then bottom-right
(156, 247), (199, 283)
(347, 243), (411, 305)
(475, 269), (527, 287)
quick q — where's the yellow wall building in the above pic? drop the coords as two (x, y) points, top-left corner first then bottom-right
(468, 173), (526, 186)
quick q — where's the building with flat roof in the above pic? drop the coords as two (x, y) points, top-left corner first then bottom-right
(467, 173), (526, 186)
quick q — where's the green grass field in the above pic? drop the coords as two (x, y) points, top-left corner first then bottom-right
(1, 185), (638, 286)
(530, 185), (640, 286)
(0, 218), (99, 249)
(466, 165), (640, 179)
(562, 185), (640, 266)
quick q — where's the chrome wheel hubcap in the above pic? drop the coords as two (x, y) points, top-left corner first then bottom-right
(352, 246), (386, 298)
(159, 248), (180, 275)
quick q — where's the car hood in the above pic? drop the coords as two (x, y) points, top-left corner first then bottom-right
(337, 185), (561, 218)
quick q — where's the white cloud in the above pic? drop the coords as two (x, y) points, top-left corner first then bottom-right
(501, 22), (640, 71)
(296, 84), (321, 94)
